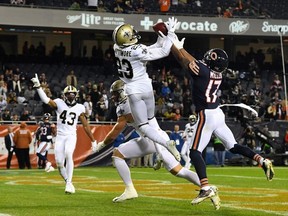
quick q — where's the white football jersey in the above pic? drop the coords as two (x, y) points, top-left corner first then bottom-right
(116, 99), (144, 135)
(54, 99), (85, 135)
(113, 42), (171, 95)
(183, 123), (197, 138)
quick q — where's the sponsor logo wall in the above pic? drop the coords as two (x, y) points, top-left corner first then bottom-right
(0, 7), (287, 36)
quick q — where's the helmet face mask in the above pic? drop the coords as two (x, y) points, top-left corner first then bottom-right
(189, 114), (197, 125)
(110, 80), (126, 104)
(112, 24), (141, 47)
(203, 48), (228, 73)
(63, 85), (78, 106)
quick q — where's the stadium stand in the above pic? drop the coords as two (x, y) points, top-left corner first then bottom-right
(0, 0), (287, 19)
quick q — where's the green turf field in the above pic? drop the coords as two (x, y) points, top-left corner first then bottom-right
(0, 166), (287, 216)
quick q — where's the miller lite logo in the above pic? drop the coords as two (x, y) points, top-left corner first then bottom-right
(66, 14), (101, 27)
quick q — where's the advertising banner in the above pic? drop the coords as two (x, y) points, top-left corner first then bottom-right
(0, 6), (287, 36)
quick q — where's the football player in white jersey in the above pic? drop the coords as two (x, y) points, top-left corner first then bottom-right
(112, 17), (181, 162)
(31, 74), (97, 194)
(182, 114), (197, 169)
(94, 80), (220, 210)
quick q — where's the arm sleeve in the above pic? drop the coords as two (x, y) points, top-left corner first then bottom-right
(140, 35), (173, 61)
(36, 88), (50, 104)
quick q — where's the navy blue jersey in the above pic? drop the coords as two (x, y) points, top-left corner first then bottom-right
(36, 122), (53, 142)
(190, 60), (222, 112)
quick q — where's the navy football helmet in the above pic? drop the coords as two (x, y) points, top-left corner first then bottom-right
(203, 48), (228, 73)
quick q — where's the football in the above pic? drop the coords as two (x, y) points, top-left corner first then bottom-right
(152, 22), (168, 36)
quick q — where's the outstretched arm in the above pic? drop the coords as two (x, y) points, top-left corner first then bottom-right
(31, 74), (57, 109)
(171, 36), (199, 74)
(171, 45), (191, 70)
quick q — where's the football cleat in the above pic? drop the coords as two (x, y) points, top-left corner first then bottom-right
(191, 186), (216, 205)
(210, 185), (221, 210)
(65, 182), (75, 194)
(45, 162), (55, 173)
(262, 159), (275, 181)
(167, 140), (181, 161)
(113, 187), (138, 202)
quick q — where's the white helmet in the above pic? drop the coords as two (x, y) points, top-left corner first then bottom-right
(63, 85), (78, 106)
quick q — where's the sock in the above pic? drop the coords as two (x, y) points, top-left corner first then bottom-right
(230, 144), (264, 165)
(113, 156), (133, 187)
(65, 155), (74, 183)
(254, 154), (264, 165)
(176, 168), (200, 187)
(190, 150), (208, 188)
(181, 153), (190, 166)
(57, 166), (68, 182)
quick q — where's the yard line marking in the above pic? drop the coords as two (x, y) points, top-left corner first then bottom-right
(223, 203), (288, 216)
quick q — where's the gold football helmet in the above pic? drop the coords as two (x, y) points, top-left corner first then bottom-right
(189, 114), (197, 125)
(112, 24), (141, 47)
(63, 85), (78, 106)
(110, 80), (126, 104)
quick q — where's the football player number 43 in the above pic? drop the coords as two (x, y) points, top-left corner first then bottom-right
(60, 110), (77, 125)
(116, 57), (133, 79)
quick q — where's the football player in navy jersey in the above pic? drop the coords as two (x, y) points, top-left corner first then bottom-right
(35, 113), (56, 172)
(171, 36), (275, 206)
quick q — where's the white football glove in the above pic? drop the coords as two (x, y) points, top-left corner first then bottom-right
(91, 141), (97, 152)
(173, 35), (185, 49)
(165, 17), (180, 33)
(92, 141), (106, 153)
(31, 73), (40, 88)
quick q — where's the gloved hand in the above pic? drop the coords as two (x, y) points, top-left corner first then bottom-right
(165, 17), (180, 33)
(173, 35), (185, 49)
(91, 141), (97, 152)
(92, 141), (106, 153)
(31, 73), (40, 88)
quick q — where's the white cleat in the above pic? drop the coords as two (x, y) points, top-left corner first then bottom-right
(45, 166), (55, 173)
(210, 185), (221, 210)
(167, 140), (181, 161)
(65, 182), (75, 194)
(44, 162), (55, 173)
(191, 186), (216, 205)
(113, 187), (138, 203)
